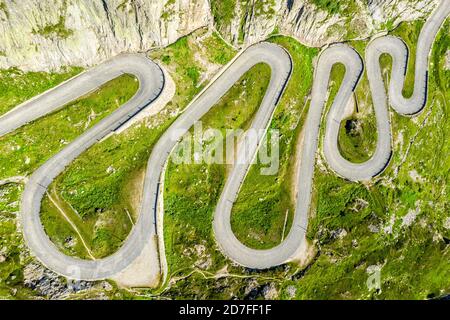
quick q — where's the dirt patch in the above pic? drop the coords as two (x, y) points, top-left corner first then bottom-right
(115, 65), (176, 134)
(290, 236), (317, 269)
(111, 235), (161, 288)
(445, 50), (450, 70)
(122, 167), (146, 221)
(291, 125), (305, 202)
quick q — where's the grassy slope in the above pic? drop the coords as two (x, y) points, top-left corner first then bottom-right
(0, 183), (37, 298)
(152, 37), (320, 300)
(336, 40), (378, 163)
(230, 37), (318, 249)
(279, 19), (450, 300)
(41, 30), (237, 259)
(0, 67), (82, 116)
(0, 74), (137, 180)
(0, 74), (139, 298)
(210, 0), (236, 34)
(0, 11), (447, 299)
(158, 19), (450, 299)
(0, 29), (237, 297)
(52, 18), (448, 300)
(163, 63), (271, 277)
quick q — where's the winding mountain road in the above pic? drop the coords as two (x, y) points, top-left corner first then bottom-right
(0, 54), (165, 280)
(0, 0), (448, 280)
(213, 0), (449, 269)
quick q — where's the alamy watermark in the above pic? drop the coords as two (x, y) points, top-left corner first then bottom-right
(169, 121), (280, 175)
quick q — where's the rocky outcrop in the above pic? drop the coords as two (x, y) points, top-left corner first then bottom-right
(0, 0), (212, 71)
(23, 262), (93, 299)
(231, 0), (438, 47)
(367, 0), (438, 24)
(0, 0), (440, 71)
(23, 262), (116, 299)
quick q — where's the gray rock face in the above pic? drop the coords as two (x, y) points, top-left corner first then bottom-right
(367, 0), (438, 24)
(0, 0), (212, 71)
(234, 0), (438, 47)
(23, 262), (94, 299)
(0, 0), (440, 71)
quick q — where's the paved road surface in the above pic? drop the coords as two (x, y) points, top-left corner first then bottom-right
(0, 0), (448, 279)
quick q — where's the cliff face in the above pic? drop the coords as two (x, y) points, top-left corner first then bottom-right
(0, 0), (212, 71)
(0, 0), (440, 71)
(225, 0), (438, 47)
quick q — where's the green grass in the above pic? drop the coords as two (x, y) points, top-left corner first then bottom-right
(158, 18), (450, 299)
(0, 183), (36, 299)
(164, 63), (271, 275)
(253, 0), (276, 18)
(201, 33), (236, 65)
(0, 67), (82, 116)
(230, 37), (318, 249)
(391, 21), (425, 98)
(0, 1), (8, 16)
(37, 30), (238, 259)
(41, 194), (93, 259)
(210, 0), (237, 33)
(278, 18), (450, 300)
(33, 16), (73, 39)
(0, 73), (139, 260)
(334, 19), (430, 164)
(1, 73), (138, 259)
(0, 74), (138, 180)
(0, 11), (448, 299)
(308, 0), (359, 16)
(336, 40), (378, 164)
(309, 0), (342, 14)
(150, 29), (235, 106)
